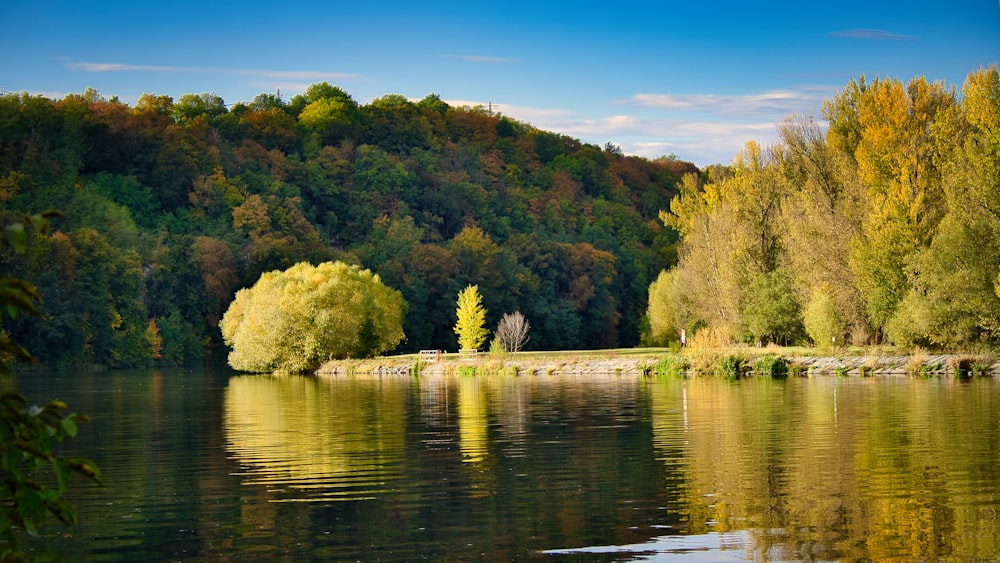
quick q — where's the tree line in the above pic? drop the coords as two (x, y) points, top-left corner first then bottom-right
(0, 83), (691, 367)
(648, 67), (1000, 350)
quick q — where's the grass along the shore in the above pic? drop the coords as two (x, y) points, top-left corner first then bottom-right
(316, 346), (999, 379)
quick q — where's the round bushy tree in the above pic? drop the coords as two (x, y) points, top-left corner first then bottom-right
(803, 286), (845, 350)
(221, 261), (405, 372)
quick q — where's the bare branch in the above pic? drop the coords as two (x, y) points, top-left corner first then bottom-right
(494, 311), (530, 354)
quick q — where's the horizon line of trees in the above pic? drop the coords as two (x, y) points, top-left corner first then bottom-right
(0, 82), (693, 367)
(647, 66), (1000, 351)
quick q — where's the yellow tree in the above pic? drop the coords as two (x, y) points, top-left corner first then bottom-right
(888, 66), (1000, 346)
(779, 114), (870, 343)
(220, 261), (405, 372)
(727, 141), (789, 276)
(454, 284), (489, 351)
(661, 172), (742, 339)
(829, 76), (955, 334)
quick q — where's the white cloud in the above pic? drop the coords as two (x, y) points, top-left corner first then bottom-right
(619, 88), (828, 117)
(462, 98), (792, 166)
(444, 99), (572, 122)
(825, 28), (915, 41)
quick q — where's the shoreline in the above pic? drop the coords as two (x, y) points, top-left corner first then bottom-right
(316, 352), (1000, 378)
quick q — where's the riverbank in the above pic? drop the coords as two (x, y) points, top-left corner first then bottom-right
(316, 350), (1000, 378)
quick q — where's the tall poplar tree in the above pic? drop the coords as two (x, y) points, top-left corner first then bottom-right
(454, 284), (489, 351)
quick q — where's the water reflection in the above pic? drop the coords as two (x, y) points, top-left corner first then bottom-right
(649, 377), (1000, 561)
(544, 530), (752, 561)
(21, 370), (1000, 561)
(457, 376), (488, 463)
(224, 374), (408, 501)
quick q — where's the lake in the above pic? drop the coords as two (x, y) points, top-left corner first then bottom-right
(13, 368), (1000, 561)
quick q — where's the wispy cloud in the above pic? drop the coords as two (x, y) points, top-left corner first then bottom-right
(446, 54), (516, 63)
(444, 99), (570, 121)
(472, 99), (785, 166)
(618, 88), (827, 117)
(66, 62), (360, 81)
(824, 28), (915, 41)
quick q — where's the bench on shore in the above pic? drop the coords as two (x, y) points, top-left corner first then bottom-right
(458, 349), (480, 360)
(419, 350), (443, 363)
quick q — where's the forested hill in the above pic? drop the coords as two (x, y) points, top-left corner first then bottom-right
(0, 83), (695, 367)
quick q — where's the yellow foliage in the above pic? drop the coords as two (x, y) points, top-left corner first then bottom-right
(454, 284), (489, 351)
(220, 261), (405, 373)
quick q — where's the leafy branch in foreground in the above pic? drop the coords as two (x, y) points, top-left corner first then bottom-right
(0, 212), (103, 560)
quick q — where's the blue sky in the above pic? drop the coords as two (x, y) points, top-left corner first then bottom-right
(2, 1), (998, 166)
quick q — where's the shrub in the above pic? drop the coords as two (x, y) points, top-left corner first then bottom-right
(919, 362), (943, 377)
(716, 354), (746, 380)
(970, 358), (993, 377)
(906, 353), (929, 377)
(947, 356), (977, 379)
(489, 337), (507, 357)
(803, 287), (844, 350)
(655, 355), (690, 378)
(751, 354), (788, 378)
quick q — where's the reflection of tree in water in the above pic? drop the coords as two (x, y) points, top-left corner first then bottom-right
(458, 377), (488, 464)
(223, 375), (408, 501)
(649, 378), (1000, 561)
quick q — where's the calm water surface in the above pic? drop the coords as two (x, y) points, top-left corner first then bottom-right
(13, 368), (1000, 561)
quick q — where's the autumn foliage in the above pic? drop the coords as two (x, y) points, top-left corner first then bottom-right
(220, 261), (404, 372)
(649, 67), (1000, 350)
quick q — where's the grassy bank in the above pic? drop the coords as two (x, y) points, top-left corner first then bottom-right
(316, 347), (1000, 379)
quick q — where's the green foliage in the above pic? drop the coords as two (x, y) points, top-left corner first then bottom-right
(920, 362), (944, 377)
(751, 354), (789, 378)
(454, 285), (489, 352)
(5, 69), (1000, 361)
(803, 287), (845, 349)
(644, 268), (685, 346)
(220, 261), (406, 372)
(488, 336), (506, 356)
(654, 355), (690, 378)
(742, 269), (803, 346)
(0, 213), (102, 560)
(0, 84), (692, 361)
(715, 354), (746, 380)
(970, 360), (992, 378)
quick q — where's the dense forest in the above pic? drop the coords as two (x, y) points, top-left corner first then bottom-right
(4, 67), (997, 369)
(0, 82), (693, 367)
(649, 66), (1000, 351)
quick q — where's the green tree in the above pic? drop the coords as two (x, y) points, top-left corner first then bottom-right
(662, 172), (743, 339)
(644, 268), (693, 346)
(887, 67), (1000, 347)
(741, 268), (803, 346)
(779, 114), (870, 343)
(803, 286), (845, 349)
(0, 212), (102, 559)
(829, 76), (954, 335)
(454, 284), (489, 351)
(220, 261), (406, 373)
(172, 92), (228, 123)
